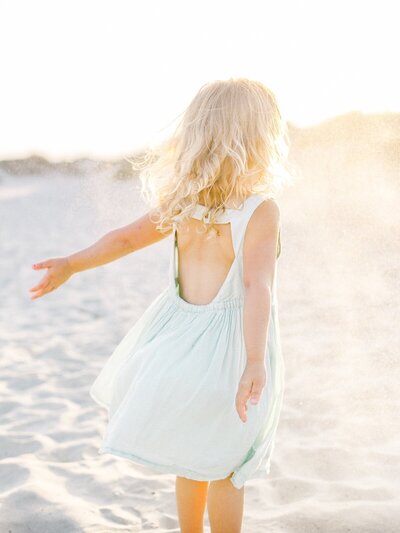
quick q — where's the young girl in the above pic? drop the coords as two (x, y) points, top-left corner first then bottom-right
(29, 78), (290, 533)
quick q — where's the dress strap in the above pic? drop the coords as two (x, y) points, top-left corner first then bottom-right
(229, 195), (267, 256)
(229, 196), (281, 259)
(190, 203), (243, 224)
(277, 227), (281, 259)
(172, 222), (180, 295)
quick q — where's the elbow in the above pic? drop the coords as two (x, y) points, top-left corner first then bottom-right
(244, 280), (272, 297)
(122, 237), (136, 254)
(110, 229), (135, 254)
(244, 283), (272, 311)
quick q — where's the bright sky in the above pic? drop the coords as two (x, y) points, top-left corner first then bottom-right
(1, 0), (398, 161)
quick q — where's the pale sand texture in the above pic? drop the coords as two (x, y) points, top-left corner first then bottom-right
(1, 136), (399, 531)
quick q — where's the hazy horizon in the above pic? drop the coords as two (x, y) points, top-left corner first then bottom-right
(1, 0), (398, 162)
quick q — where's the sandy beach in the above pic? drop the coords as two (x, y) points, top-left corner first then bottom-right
(1, 123), (399, 531)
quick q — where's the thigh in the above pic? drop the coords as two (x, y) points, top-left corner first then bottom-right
(175, 476), (209, 533)
(207, 474), (245, 533)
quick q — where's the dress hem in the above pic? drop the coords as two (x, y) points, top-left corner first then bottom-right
(91, 382), (272, 490)
(97, 445), (248, 489)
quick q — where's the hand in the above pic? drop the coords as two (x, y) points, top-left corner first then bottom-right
(29, 257), (74, 300)
(235, 360), (267, 423)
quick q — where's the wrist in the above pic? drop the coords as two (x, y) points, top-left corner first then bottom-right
(246, 357), (265, 365)
(65, 255), (77, 275)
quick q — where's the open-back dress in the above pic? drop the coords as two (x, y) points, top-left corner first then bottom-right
(90, 194), (285, 490)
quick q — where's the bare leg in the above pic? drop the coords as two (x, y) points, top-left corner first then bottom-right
(207, 473), (245, 533)
(175, 476), (209, 533)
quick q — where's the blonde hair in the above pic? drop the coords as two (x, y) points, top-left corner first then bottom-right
(133, 77), (294, 235)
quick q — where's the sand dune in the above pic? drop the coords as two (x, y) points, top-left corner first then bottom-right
(1, 113), (399, 531)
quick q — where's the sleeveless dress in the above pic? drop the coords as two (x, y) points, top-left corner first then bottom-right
(90, 194), (285, 490)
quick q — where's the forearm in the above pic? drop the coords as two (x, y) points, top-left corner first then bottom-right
(243, 283), (271, 363)
(66, 229), (133, 274)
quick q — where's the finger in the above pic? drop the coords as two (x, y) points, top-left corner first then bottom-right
(238, 382), (252, 400)
(30, 285), (55, 300)
(29, 277), (52, 292)
(236, 400), (247, 422)
(236, 378), (254, 421)
(236, 392), (251, 422)
(30, 291), (44, 300)
(250, 384), (263, 405)
(32, 260), (52, 270)
(237, 380), (252, 395)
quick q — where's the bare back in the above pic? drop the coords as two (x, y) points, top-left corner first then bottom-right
(174, 196), (281, 306)
(176, 218), (237, 306)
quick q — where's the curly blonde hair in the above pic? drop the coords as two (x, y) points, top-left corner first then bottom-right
(133, 77), (294, 235)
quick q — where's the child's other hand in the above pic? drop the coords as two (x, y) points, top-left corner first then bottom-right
(29, 257), (74, 300)
(235, 360), (267, 423)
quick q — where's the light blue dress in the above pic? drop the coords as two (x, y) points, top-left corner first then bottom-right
(90, 194), (285, 490)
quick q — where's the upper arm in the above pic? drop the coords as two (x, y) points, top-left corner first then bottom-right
(243, 199), (280, 290)
(116, 209), (173, 252)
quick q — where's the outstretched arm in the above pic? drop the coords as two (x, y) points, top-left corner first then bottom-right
(66, 210), (171, 273)
(29, 210), (171, 300)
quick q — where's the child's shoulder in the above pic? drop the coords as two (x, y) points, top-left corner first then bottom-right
(244, 195), (281, 257)
(251, 195), (280, 224)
